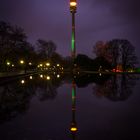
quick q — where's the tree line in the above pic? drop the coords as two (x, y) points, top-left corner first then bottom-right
(0, 21), (138, 72)
(75, 40), (138, 72)
(0, 21), (67, 71)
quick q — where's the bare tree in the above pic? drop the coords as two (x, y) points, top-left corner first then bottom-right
(93, 39), (138, 71)
(36, 39), (56, 60)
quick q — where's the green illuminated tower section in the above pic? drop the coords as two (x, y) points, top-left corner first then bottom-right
(71, 13), (76, 59)
(70, 0), (77, 59)
(70, 81), (77, 140)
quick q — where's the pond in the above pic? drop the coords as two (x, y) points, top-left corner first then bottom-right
(0, 73), (140, 140)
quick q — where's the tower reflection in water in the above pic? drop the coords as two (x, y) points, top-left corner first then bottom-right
(70, 81), (78, 140)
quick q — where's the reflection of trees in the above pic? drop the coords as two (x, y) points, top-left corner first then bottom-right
(75, 74), (110, 88)
(34, 75), (62, 101)
(93, 74), (139, 101)
(0, 73), (139, 125)
(0, 81), (34, 124)
(0, 74), (63, 124)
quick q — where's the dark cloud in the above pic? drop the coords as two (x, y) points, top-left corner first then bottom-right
(92, 0), (140, 21)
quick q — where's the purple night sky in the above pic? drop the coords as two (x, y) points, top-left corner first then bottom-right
(0, 0), (140, 59)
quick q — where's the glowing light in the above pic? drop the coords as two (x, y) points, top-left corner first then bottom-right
(71, 32), (75, 52)
(7, 62), (10, 66)
(40, 75), (43, 78)
(12, 64), (14, 67)
(99, 73), (102, 76)
(39, 64), (43, 67)
(72, 87), (75, 98)
(46, 63), (50, 66)
(70, 127), (77, 132)
(47, 76), (50, 80)
(21, 80), (25, 84)
(57, 74), (60, 78)
(70, 2), (77, 7)
(57, 64), (60, 67)
(29, 76), (33, 79)
(20, 60), (24, 64)
(29, 62), (32, 65)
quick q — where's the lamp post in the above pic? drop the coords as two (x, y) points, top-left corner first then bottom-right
(70, 0), (77, 59)
(20, 60), (26, 73)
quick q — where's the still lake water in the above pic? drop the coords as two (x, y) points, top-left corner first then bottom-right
(0, 73), (140, 140)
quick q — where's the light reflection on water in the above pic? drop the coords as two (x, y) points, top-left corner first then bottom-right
(0, 73), (140, 140)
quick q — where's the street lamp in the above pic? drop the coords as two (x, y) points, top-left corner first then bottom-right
(29, 62), (32, 66)
(7, 62), (11, 66)
(46, 76), (50, 80)
(39, 63), (43, 67)
(70, 0), (77, 59)
(46, 62), (50, 66)
(20, 60), (24, 64)
(21, 80), (25, 84)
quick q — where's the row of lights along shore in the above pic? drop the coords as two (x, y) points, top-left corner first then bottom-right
(20, 73), (61, 84)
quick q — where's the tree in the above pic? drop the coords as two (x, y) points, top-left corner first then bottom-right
(108, 39), (120, 70)
(93, 56), (112, 71)
(93, 39), (138, 71)
(0, 21), (11, 46)
(0, 21), (37, 71)
(119, 40), (138, 71)
(0, 21), (12, 69)
(108, 39), (138, 71)
(75, 54), (94, 70)
(93, 41), (112, 63)
(50, 52), (63, 65)
(36, 39), (56, 61)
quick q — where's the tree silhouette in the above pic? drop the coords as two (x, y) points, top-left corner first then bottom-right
(119, 40), (138, 71)
(93, 74), (139, 101)
(93, 41), (112, 63)
(93, 39), (138, 71)
(37, 39), (56, 61)
(0, 80), (35, 124)
(108, 39), (138, 71)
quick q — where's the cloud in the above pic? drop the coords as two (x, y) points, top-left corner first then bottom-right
(92, 0), (140, 21)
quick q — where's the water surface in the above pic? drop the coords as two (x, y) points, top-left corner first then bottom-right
(0, 73), (140, 140)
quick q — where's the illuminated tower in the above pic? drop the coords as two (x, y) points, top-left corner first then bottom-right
(70, 0), (77, 59)
(70, 81), (78, 140)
